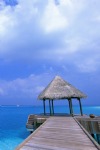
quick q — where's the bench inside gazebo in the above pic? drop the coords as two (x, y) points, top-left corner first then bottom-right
(38, 76), (87, 116)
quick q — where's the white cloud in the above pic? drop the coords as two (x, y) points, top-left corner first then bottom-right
(41, 0), (68, 33)
(0, 73), (54, 101)
(77, 60), (98, 73)
(0, 5), (17, 35)
(0, 87), (4, 95)
(78, 56), (100, 72)
(0, 0), (100, 73)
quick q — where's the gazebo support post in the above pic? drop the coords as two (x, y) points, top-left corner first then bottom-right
(70, 98), (74, 117)
(78, 98), (83, 116)
(49, 100), (52, 115)
(51, 100), (54, 115)
(68, 99), (71, 115)
(70, 99), (73, 117)
(43, 99), (46, 115)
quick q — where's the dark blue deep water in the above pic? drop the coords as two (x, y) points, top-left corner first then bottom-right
(0, 105), (100, 150)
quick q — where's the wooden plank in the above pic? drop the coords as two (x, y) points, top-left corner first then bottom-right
(31, 136), (95, 146)
(21, 142), (97, 150)
(16, 117), (99, 150)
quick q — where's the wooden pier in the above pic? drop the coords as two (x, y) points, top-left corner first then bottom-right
(16, 117), (100, 150)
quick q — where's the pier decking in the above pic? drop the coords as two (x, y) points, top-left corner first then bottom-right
(16, 117), (100, 150)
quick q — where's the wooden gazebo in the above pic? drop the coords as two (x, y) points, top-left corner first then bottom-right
(38, 76), (87, 116)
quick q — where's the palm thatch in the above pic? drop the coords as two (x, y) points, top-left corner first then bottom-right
(38, 76), (87, 100)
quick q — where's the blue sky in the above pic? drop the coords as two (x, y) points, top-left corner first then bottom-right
(0, 0), (100, 106)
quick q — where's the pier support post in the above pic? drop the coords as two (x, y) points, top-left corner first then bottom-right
(43, 99), (46, 115)
(78, 98), (83, 116)
(96, 134), (100, 144)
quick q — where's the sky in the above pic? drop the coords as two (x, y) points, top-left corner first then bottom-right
(0, 0), (100, 106)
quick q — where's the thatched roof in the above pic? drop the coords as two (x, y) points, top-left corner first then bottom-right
(38, 76), (87, 100)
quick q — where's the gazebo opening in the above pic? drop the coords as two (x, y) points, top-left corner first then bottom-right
(38, 76), (87, 116)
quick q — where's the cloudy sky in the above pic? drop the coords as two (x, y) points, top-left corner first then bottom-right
(0, 0), (100, 106)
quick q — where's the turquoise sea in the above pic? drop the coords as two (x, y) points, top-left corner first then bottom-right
(0, 105), (100, 150)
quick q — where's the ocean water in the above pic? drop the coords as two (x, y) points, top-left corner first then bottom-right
(0, 105), (100, 150)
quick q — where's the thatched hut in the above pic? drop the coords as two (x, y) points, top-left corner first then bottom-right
(38, 76), (87, 116)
